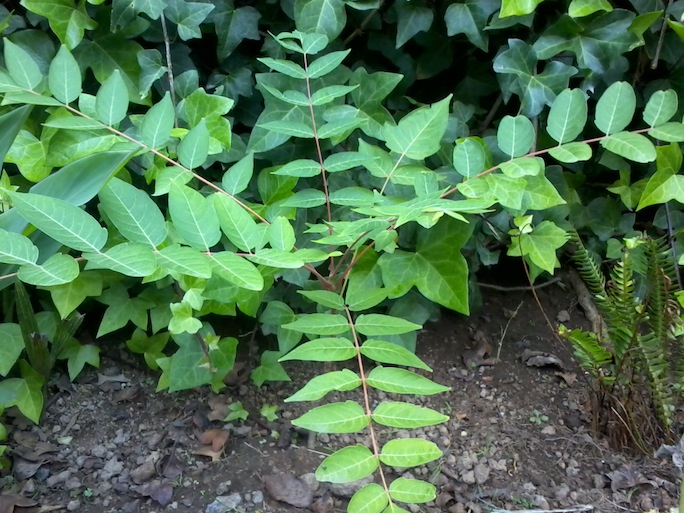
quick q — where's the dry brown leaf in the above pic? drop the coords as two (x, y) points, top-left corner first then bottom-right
(555, 371), (577, 386)
(0, 493), (38, 513)
(198, 429), (230, 452)
(192, 446), (223, 462)
(520, 349), (565, 369)
(607, 464), (656, 492)
(207, 396), (229, 422)
(113, 384), (140, 403)
(97, 373), (130, 386)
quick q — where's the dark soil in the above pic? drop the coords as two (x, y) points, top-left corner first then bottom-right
(2, 283), (681, 513)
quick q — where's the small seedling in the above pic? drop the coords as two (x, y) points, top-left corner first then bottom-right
(260, 404), (278, 422)
(224, 401), (249, 422)
(529, 409), (549, 425)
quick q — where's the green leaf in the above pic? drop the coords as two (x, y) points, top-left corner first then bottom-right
(444, 0), (499, 52)
(44, 272), (102, 318)
(3, 39), (42, 91)
(497, 115), (535, 158)
(384, 96), (451, 160)
(324, 152), (371, 173)
(211, 2), (261, 59)
(315, 445), (378, 484)
(280, 338), (356, 362)
(360, 339), (431, 370)
(17, 254), (79, 286)
(268, 217), (295, 252)
(389, 478), (435, 505)
(283, 313), (349, 335)
(83, 243), (157, 277)
(329, 187), (376, 206)
(354, 314), (420, 336)
(273, 159), (321, 178)
(65, 344), (100, 381)
(547, 88), (587, 143)
(245, 249), (305, 269)
(140, 93), (175, 149)
(178, 119), (210, 169)
(285, 369), (361, 402)
(252, 350), (291, 386)
(259, 120), (314, 138)
(292, 401), (368, 433)
(137, 49), (166, 99)
(372, 401), (448, 429)
(366, 367), (450, 395)
(295, 0), (347, 40)
(97, 283), (152, 337)
(648, 123), (684, 142)
(222, 153), (254, 195)
(499, 157), (544, 178)
(568, 0), (612, 17)
(594, 81), (635, 135)
(0, 229), (39, 265)
(209, 252), (264, 291)
(307, 50), (351, 79)
(183, 88), (234, 127)
(600, 131), (656, 163)
(165, 0), (215, 40)
(168, 183), (221, 251)
(95, 70), (129, 126)
(0, 374), (43, 424)
(156, 245), (212, 278)
(548, 142), (592, 163)
(281, 189), (327, 208)
(453, 137), (491, 178)
(298, 290), (345, 310)
(508, 220), (568, 274)
(395, 1), (434, 48)
(99, 178), (167, 247)
(311, 85), (358, 106)
(22, 0), (96, 49)
(643, 89), (678, 128)
(348, 484), (388, 513)
(637, 143), (684, 209)
(257, 58), (307, 79)
(48, 46), (82, 103)
(0, 324), (23, 376)
(379, 439), (441, 467)
(9, 192), (107, 252)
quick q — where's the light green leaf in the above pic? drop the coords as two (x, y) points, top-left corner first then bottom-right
(389, 478), (436, 504)
(209, 252), (264, 291)
(329, 187), (376, 206)
(22, 0), (96, 49)
(285, 369), (361, 402)
(547, 88), (587, 143)
(346, 288), (388, 312)
(273, 159), (321, 178)
(0, 228), (39, 265)
(95, 70), (128, 126)
(315, 445), (378, 484)
(222, 153), (254, 195)
(0, 324), (23, 376)
(283, 313), (349, 335)
(508, 220), (568, 274)
(499, 157), (544, 178)
(65, 344), (100, 381)
(307, 50), (351, 79)
(84, 243), (157, 277)
(548, 142), (592, 163)
(354, 314), (421, 336)
(366, 367), (450, 395)
(379, 439), (441, 467)
(17, 254), (79, 286)
(178, 119), (210, 169)
(643, 89), (678, 128)
(600, 131), (656, 163)
(568, 0), (612, 17)
(9, 192), (107, 252)
(292, 401), (368, 433)
(384, 96), (451, 160)
(280, 338), (356, 362)
(259, 120), (315, 138)
(395, 1), (434, 48)
(281, 189), (327, 208)
(48, 46), (82, 103)
(497, 115), (535, 158)
(156, 245), (212, 278)
(268, 217), (295, 252)
(245, 249), (305, 269)
(648, 122), (684, 142)
(3, 40), (43, 92)
(453, 137), (491, 178)
(168, 183), (221, 251)
(99, 178), (167, 247)
(96, 283), (152, 337)
(637, 143), (684, 209)
(44, 272), (103, 318)
(311, 85), (358, 106)
(348, 484), (388, 513)
(295, 0), (347, 40)
(257, 58), (307, 79)
(323, 152), (370, 173)
(183, 88), (234, 126)
(360, 339), (431, 370)
(500, 0), (545, 17)
(372, 401), (448, 429)
(140, 93), (174, 149)
(298, 290), (345, 310)
(211, 193), (259, 251)
(594, 81), (635, 135)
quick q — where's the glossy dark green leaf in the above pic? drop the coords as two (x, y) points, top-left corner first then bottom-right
(444, 0), (499, 51)
(22, 0), (96, 49)
(547, 88), (587, 143)
(95, 70), (129, 125)
(395, 1), (434, 48)
(165, 0), (215, 40)
(594, 81), (635, 135)
(295, 0), (347, 40)
(48, 46), (82, 103)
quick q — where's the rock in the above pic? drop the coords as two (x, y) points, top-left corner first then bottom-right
(251, 491), (264, 504)
(460, 471), (475, 484)
(101, 457), (124, 479)
(473, 464), (489, 484)
(300, 473), (320, 492)
(66, 500), (80, 512)
(448, 504), (466, 513)
(329, 475), (373, 498)
(91, 445), (107, 458)
(311, 494), (334, 513)
(264, 474), (313, 508)
(46, 470), (70, 487)
(64, 476), (82, 490)
(541, 425), (556, 435)
(130, 460), (157, 484)
(206, 493), (242, 513)
(534, 495), (550, 509)
(216, 480), (232, 496)
(557, 310), (570, 323)
(555, 484), (570, 501)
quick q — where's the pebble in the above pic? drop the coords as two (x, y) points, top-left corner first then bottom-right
(205, 493), (242, 513)
(555, 483), (571, 500)
(46, 470), (70, 487)
(541, 425), (556, 435)
(301, 473), (319, 492)
(91, 445), (107, 458)
(473, 464), (489, 484)
(535, 495), (550, 509)
(64, 477), (82, 490)
(66, 500), (80, 511)
(251, 490), (264, 504)
(329, 475), (373, 498)
(460, 470), (475, 484)
(216, 480), (232, 496)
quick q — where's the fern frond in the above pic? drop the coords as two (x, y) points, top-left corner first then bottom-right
(568, 230), (605, 297)
(559, 325), (612, 374)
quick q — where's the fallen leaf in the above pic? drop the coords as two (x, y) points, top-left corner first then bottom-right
(462, 330), (499, 368)
(520, 349), (565, 369)
(198, 429), (230, 452)
(607, 464), (656, 492)
(97, 373), (130, 386)
(554, 371), (577, 386)
(11, 456), (47, 480)
(0, 493), (37, 513)
(207, 396), (229, 422)
(133, 480), (173, 507)
(263, 474), (314, 508)
(156, 450), (183, 479)
(113, 384), (140, 403)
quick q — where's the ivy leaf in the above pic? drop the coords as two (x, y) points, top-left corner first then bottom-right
(133, 0), (168, 19)
(638, 143), (684, 209)
(508, 220), (568, 274)
(138, 49), (167, 99)
(44, 272), (103, 319)
(0, 324), (23, 377)
(211, 0), (261, 59)
(444, 0), (499, 52)
(384, 95), (451, 160)
(295, 0), (347, 40)
(500, 0), (545, 17)
(182, 88), (234, 127)
(395, 0), (434, 48)
(165, 0), (215, 40)
(568, 0), (613, 17)
(96, 283), (153, 337)
(65, 344), (100, 381)
(22, 0), (97, 50)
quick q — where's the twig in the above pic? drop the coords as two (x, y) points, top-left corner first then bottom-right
(488, 506), (593, 513)
(477, 94), (503, 133)
(343, 2), (383, 46)
(479, 276), (561, 292)
(160, 14), (177, 119)
(651, 1), (673, 70)
(497, 300), (523, 361)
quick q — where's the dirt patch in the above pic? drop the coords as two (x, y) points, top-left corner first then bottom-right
(2, 284), (681, 513)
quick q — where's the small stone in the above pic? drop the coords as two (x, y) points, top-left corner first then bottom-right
(91, 445), (107, 458)
(555, 484), (570, 501)
(264, 474), (313, 507)
(311, 494), (334, 513)
(67, 500), (80, 511)
(329, 475), (373, 498)
(473, 464), (489, 485)
(460, 471), (475, 484)
(534, 495), (550, 510)
(216, 481), (231, 496)
(541, 425), (556, 435)
(593, 474), (605, 489)
(64, 477), (82, 490)
(523, 482), (537, 492)
(46, 470), (70, 487)
(130, 460), (156, 484)
(557, 310), (570, 323)
(300, 473), (319, 493)
(448, 504), (466, 513)
(251, 491), (264, 504)
(318, 433), (330, 444)
(206, 493), (242, 513)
